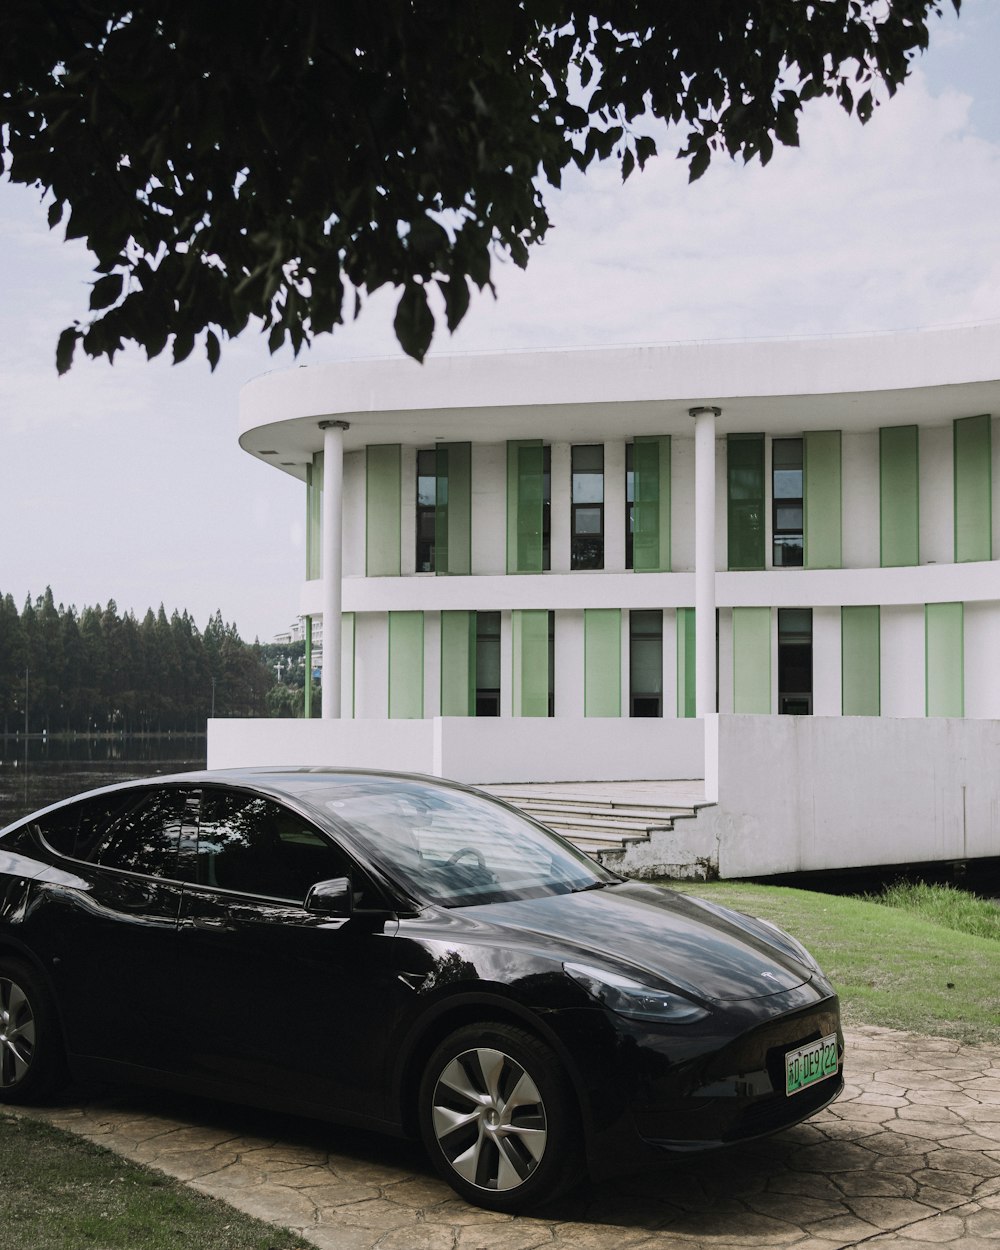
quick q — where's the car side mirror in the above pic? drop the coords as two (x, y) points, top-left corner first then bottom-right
(304, 876), (353, 917)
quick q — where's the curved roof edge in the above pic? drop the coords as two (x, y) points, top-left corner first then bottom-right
(239, 323), (1000, 469)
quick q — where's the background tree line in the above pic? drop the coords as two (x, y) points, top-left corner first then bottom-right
(0, 588), (306, 734)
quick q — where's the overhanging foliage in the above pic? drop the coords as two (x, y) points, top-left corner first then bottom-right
(0, 1), (959, 371)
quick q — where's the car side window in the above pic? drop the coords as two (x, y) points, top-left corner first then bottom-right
(34, 790), (167, 866)
(198, 789), (361, 904)
(92, 789), (196, 878)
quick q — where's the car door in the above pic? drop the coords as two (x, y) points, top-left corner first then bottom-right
(31, 785), (198, 1071)
(174, 786), (409, 1122)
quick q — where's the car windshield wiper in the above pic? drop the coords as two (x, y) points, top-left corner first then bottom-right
(571, 880), (611, 893)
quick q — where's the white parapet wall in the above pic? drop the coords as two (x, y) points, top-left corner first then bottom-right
(207, 716), (705, 785)
(705, 714), (1000, 878)
(208, 713), (1000, 878)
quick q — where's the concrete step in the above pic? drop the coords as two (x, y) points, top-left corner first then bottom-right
(480, 782), (703, 858)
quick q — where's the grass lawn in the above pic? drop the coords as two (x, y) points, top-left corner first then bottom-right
(0, 1113), (310, 1250)
(665, 879), (1000, 1048)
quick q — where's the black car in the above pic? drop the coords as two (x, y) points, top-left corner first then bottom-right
(0, 768), (843, 1210)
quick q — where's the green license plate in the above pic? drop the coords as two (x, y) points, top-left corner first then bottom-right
(785, 1034), (839, 1096)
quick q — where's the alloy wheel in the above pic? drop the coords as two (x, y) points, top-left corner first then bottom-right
(0, 975), (35, 1089)
(430, 1045), (548, 1191)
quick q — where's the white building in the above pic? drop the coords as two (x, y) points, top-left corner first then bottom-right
(210, 325), (1000, 877)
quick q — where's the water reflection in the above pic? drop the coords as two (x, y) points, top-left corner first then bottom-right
(0, 736), (207, 828)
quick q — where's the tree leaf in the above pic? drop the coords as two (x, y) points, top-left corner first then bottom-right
(56, 327), (78, 376)
(206, 329), (221, 371)
(89, 273), (123, 311)
(393, 283), (434, 362)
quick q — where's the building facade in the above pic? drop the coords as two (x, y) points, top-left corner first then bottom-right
(239, 325), (1000, 730)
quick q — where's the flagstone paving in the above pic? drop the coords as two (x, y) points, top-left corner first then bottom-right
(12, 1026), (1000, 1250)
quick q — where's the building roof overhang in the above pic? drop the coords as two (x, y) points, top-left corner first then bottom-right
(238, 324), (1000, 480)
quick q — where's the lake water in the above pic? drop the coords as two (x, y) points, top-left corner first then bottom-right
(0, 736), (206, 828)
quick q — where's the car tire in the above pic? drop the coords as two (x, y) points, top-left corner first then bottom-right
(418, 1021), (584, 1212)
(0, 958), (65, 1104)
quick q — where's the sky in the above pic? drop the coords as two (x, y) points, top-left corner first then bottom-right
(2, 1), (999, 643)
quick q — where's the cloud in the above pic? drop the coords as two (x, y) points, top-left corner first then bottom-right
(441, 68), (1000, 353)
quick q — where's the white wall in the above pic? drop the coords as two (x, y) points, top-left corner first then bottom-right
(208, 717), (706, 784)
(701, 715), (1000, 877)
(550, 441), (571, 573)
(604, 439), (626, 573)
(671, 435), (695, 572)
(964, 601), (1000, 718)
(556, 609), (584, 718)
(423, 612), (441, 718)
(880, 604), (925, 717)
(353, 613), (389, 718)
(920, 424), (953, 566)
(841, 431), (880, 570)
(812, 606), (842, 716)
(472, 442), (506, 575)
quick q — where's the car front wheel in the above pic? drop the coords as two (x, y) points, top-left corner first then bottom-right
(418, 1022), (583, 1212)
(0, 958), (64, 1103)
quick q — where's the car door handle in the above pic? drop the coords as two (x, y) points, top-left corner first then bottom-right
(191, 915), (233, 931)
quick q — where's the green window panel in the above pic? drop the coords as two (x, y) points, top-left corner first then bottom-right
(804, 431), (842, 569)
(366, 444), (401, 576)
(512, 609), (550, 716)
(841, 605), (880, 716)
(388, 611), (423, 718)
(584, 609), (621, 717)
(306, 453), (323, 581)
(440, 611), (475, 716)
(880, 425), (919, 567)
(727, 434), (765, 570)
(954, 415), (992, 563)
(925, 602), (964, 718)
(733, 607), (771, 713)
(507, 441), (544, 573)
(633, 436), (671, 572)
(675, 607), (696, 719)
(436, 442), (472, 575)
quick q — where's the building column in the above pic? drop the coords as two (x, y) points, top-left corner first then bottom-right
(690, 406), (721, 717)
(320, 420), (350, 718)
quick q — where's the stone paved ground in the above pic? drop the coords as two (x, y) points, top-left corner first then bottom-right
(12, 1026), (1000, 1250)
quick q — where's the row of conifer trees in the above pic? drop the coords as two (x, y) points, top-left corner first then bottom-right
(0, 588), (279, 735)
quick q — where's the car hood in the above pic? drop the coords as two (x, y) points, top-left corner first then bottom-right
(460, 881), (813, 1004)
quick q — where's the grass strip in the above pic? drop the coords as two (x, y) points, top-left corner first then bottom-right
(664, 880), (1000, 1048)
(867, 879), (1000, 942)
(0, 1113), (311, 1250)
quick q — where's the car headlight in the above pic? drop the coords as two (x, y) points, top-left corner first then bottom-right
(564, 961), (709, 1024)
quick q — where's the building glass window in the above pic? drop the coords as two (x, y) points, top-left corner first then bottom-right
(625, 437), (670, 572)
(629, 610), (662, 717)
(416, 444), (471, 575)
(416, 449), (437, 572)
(778, 608), (812, 714)
(475, 612), (501, 717)
(625, 443), (635, 569)
(571, 444), (604, 570)
(772, 438), (804, 567)
(727, 434), (765, 570)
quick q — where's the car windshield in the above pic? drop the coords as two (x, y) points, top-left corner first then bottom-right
(298, 777), (618, 907)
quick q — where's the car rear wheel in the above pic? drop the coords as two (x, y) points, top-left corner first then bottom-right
(418, 1022), (584, 1212)
(0, 958), (64, 1103)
